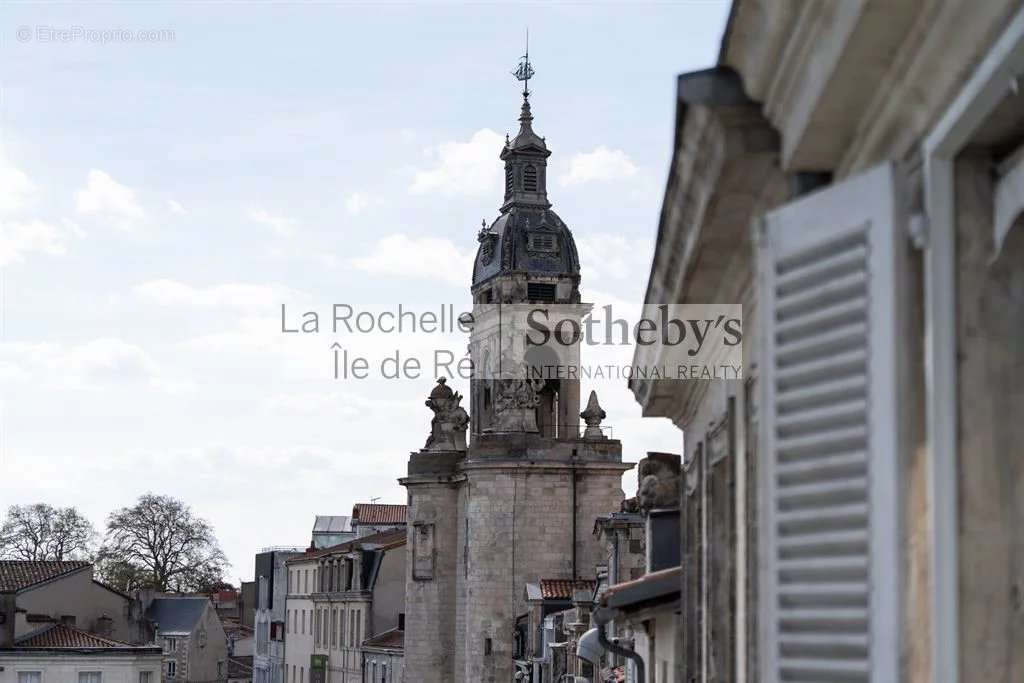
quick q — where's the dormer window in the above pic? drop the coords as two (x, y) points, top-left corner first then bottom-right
(523, 165), (538, 192)
(528, 231), (557, 253)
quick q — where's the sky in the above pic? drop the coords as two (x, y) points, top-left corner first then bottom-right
(0, 1), (731, 582)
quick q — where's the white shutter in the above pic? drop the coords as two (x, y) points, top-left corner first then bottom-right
(758, 162), (904, 682)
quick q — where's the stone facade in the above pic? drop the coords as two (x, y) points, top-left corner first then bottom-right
(628, 1), (1024, 681)
(401, 74), (632, 682)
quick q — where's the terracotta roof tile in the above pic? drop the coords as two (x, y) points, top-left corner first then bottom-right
(539, 579), (597, 600)
(352, 503), (407, 525)
(15, 623), (132, 648)
(0, 561), (90, 592)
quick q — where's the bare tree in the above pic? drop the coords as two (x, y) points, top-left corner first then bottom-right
(0, 504), (96, 561)
(100, 493), (227, 592)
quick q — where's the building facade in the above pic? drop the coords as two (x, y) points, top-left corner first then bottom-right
(0, 624), (162, 683)
(146, 596), (228, 682)
(253, 548), (302, 683)
(0, 561), (149, 646)
(400, 73), (632, 683)
(627, 1), (1024, 681)
(283, 554), (317, 683)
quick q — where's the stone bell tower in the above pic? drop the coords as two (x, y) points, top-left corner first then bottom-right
(401, 52), (631, 683)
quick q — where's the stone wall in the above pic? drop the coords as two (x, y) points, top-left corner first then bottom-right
(402, 476), (460, 683)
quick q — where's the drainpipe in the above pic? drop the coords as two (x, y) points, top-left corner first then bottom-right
(592, 609), (644, 683)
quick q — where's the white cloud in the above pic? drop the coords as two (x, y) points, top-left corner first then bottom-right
(0, 219), (67, 267)
(349, 234), (474, 286)
(410, 128), (504, 196)
(345, 192), (369, 216)
(0, 338), (160, 389)
(0, 155), (37, 215)
(74, 169), (145, 229)
(576, 234), (653, 282)
(559, 146), (638, 186)
(167, 199), (186, 215)
(248, 207), (296, 236)
(134, 279), (297, 311)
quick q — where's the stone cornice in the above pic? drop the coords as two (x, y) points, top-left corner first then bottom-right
(458, 459), (634, 475)
(723, 0), (1017, 175)
(630, 67), (782, 430)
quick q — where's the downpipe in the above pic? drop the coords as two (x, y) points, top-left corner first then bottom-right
(597, 621), (644, 683)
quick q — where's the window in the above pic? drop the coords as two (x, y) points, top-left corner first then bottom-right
(78, 674), (102, 683)
(164, 637), (177, 652)
(301, 609), (306, 634)
(286, 609), (290, 633)
(166, 661), (176, 677)
(526, 282), (556, 302)
(17, 673), (42, 683)
(527, 231), (557, 253)
(523, 164), (538, 192)
(304, 569), (309, 593)
(139, 673), (154, 683)
(504, 166), (513, 195)
(331, 608), (337, 647)
(217, 661), (224, 679)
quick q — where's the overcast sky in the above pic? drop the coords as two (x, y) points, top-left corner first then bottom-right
(0, 2), (730, 581)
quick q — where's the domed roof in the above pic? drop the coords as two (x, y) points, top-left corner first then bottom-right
(471, 93), (579, 288)
(472, 206), (580, 286)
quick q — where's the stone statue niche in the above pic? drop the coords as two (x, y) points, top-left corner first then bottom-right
(424, 378), (470, 452)
(637, 452), (682, 513)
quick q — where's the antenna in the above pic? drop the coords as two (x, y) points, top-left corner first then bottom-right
(370, 496), (381, 504)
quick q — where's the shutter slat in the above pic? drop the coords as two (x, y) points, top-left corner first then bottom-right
(775, 322), (868, 368)
(776, 349), (867, 393)
(777, 375), (867, 413)
(775, 296), (868, 346)
(775, 245), (868, 298)
(776, 399), (867, 438)
(776, 426), (867, 461)
(775, 271), (867, 323)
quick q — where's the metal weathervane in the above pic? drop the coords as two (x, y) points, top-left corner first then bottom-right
(512, 30), (535, 97)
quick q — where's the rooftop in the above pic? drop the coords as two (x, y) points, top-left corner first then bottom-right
(145, 596), (210, 635)
(0, 560), (90, 592)
(362, 627), (404, 650)
(352, 503), (407, 526)
(15, 623), (135, 649)
(313, 515), (353, 533)
(527, 579), (598, 601)
(286, 528), (407, 563)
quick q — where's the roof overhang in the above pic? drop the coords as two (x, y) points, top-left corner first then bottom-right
(629, 67), (783, 428)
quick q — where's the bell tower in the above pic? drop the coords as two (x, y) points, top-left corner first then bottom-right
(401, 46), (632, 683)
(470, 48), (582, 440)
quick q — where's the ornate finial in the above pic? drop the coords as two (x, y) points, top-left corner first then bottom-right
(580, 390), (607, 440)
(512, 29), (535, 100)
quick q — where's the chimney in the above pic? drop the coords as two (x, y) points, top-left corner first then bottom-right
(0, 593), (16, 649)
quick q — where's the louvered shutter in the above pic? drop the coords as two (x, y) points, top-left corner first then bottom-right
(757, 162), (904, 683)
